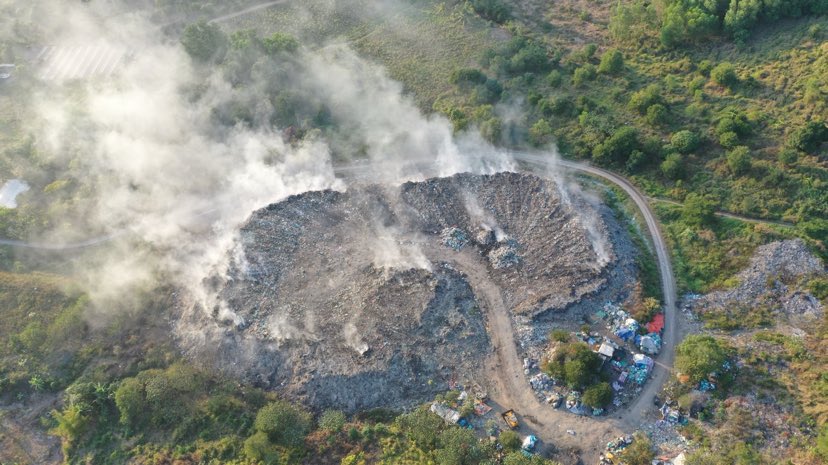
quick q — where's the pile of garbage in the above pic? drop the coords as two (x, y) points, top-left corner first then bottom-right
(606, 435), (633, 453)
(635, 332), (662, 355)
(441, 227), (469, 250)
(659, 402), (685, 425)
(489, 241), (521, 269)
(529, 372), (553, 392)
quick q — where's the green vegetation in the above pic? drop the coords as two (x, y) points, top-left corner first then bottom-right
(619, 433), (655, 465)
(542, 342), (603, 390)
(675, 335), (732, 384)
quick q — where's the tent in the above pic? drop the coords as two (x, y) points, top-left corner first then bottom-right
(646, 313), (665, 333)
(598, 342), (615, 358)
(633, 353), (654, 371)
(639, 336), (658, 354)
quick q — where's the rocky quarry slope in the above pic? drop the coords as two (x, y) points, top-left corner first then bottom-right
(175, 172), (635, 411)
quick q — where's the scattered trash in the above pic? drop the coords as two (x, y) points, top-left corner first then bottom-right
(430, 402), (461, 424)
(441, 227), (469, 250)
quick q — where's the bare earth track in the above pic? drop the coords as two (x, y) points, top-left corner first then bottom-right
(0, 156), (681, 464)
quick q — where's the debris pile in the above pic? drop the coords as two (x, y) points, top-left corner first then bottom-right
(174, 172), (618, 411)
(687, 240), (825, 321)
(441, 227), (469, 250)
(488, 240), (521, 269)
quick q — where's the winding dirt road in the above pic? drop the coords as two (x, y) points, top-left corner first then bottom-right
(0, 154), (681, 462)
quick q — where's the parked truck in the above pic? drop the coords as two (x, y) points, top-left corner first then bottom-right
(501, 409), (519, 429)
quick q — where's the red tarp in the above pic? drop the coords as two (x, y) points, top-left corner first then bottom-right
(646, 313), (665, 334)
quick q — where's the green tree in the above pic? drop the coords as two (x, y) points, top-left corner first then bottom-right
(436, 427), (486, 465)
(645, 103), (668, 126)
(262, 32), (299, 55)
(51, 404), (87, 457)
(593, 126), (639, 166)
(788, 120), (828, 153)
(711, 62), (738, 88)
(675, 335), (729, 384)
(582, 382), (613, 408)
(397, 407), (443, 450)
(244, 430), (283, 463)
(598, 49), (624, 74)
(726, 146), (751, 175)
(114, 377), (146, 427)
(529, 119), (553, 146)
(319, 410), (346, 432)
(682, 193), (719, 227)
(572, 64), (597, 87)
(181, 21), (228, 62)
(544, 342), (602, 389)
(671, 130), (700, 154)
(254, 400), (312, 448)
(661, 153), (684, 180)
(629, 85), (663, 114)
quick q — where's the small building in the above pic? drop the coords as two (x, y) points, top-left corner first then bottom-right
(598, 341), (615, 358)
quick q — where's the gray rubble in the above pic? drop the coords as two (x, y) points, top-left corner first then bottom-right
(174, 172), (627, 411)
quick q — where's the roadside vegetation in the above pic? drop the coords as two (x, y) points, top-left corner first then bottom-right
(0, 0), (826, 464)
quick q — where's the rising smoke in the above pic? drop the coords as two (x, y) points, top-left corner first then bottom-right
(7, 0), (611, 361)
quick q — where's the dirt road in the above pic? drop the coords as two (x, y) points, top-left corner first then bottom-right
(425, 245), (624, 463)
(512, 153), (684, 429)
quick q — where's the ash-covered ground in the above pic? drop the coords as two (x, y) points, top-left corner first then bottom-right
(175, 172), (637, 411)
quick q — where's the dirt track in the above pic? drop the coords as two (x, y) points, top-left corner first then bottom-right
(426, 244), (624, 463)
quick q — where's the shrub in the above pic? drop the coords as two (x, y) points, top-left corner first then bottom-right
(572, 64), (597, 87)
(261, 32), (299, 54)
(675, 335), (729, 384)
(718, 131), (739, 149)
(550, 329), (570, 343)
(598, 49), (624, 74)
(661, 153), (684, 180)
(726, 146), (751, 175)
(547, 70), (562, 87)
(777, 148), (798, 165)
(254, 400), (312, 448)
(645, 103), (668, 126)
(670, 130), (700, 154)
(181, 21), (228, 62)
(243, 430), (282, 463)
(788, 120), (828, 153)
(470, 0), (511, 23)
(319, 410), (346, 432)
(711, 62), (738, 88)
(450, 68), (487, 85)
(629, 85), (662, 114)
(499, 430), (521, 451)
(682, 193), (718, 227)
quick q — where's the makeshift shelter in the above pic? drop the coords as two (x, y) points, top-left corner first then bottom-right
(598, 342), (615, 358)
(430, 403), (460, 424)
(639, 335), (658, 354)
(633, 353), (654, 371)
(646, 313), (665, 333)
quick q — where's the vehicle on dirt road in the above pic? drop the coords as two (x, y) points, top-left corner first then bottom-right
(502, 409), (519, 429)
